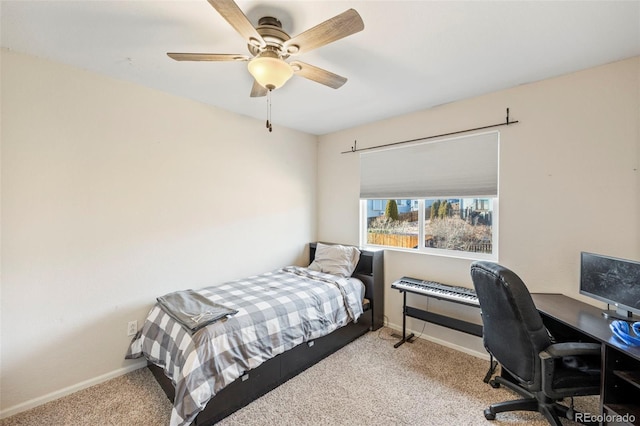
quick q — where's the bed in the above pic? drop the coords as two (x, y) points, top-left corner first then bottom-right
(126, 242), (383, 426)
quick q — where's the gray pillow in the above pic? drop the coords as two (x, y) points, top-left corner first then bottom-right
(308, 243), (361, 277)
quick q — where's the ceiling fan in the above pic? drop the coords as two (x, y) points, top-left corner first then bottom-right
(167, 0), (365, 98)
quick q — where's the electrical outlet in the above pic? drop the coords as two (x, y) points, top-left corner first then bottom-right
(127, 320), (138, 336)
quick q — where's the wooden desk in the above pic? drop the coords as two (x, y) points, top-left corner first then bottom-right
(532, 293), (640, 425)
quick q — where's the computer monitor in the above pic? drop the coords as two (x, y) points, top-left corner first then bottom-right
(580, 252), (640, 321)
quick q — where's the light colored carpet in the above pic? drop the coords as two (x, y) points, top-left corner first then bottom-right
(1, 328), (598, 426)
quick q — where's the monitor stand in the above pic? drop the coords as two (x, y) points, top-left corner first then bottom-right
(602, 308), (640, 322)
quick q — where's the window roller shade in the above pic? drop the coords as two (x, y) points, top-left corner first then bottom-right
(360, 131), (499, 199)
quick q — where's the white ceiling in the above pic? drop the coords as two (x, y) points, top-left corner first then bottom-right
(2, 1), (639, 135)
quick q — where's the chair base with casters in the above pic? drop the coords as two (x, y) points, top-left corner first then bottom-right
(484, 373), (597, 426)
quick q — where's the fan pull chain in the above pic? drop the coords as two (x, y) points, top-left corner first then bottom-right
(265, 89), (273, 132)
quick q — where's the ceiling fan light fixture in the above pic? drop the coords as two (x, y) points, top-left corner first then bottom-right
(248, 54), (293, 90)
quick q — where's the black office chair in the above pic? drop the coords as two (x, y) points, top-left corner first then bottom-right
(470, 261), (601, 425)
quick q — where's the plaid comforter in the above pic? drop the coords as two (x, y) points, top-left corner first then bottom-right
(126, 266), (364, 426)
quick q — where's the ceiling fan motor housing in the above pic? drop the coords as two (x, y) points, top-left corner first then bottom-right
(248, 16), (294, 58)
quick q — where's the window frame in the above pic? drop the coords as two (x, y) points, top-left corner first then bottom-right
(360, 198), (499, 261)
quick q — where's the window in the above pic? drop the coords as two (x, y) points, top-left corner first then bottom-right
(359, 132), (499, 259)
(365, 199), (419, 248)
(424, 198), (494, 255)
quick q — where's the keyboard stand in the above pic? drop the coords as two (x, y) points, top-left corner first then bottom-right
(394, 291), (416, 348)
(393, 287), (483, 348)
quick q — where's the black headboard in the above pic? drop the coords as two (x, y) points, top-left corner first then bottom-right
(309, 242), (384, 331)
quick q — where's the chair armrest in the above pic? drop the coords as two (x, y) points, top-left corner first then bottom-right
(539, 342), (601, 399)
(539, 342), (601, 360)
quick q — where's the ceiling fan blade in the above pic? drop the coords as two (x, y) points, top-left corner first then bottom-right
(207, 0), (265, 48)
(167, 53), (250, 61)
(250, 80), (268, 97)
(290, 61), (347, 89)
(283, 9), (364, 55)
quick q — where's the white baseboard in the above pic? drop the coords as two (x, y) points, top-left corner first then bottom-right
(386, 321), (489, 361)
(0, 360), (147, 420)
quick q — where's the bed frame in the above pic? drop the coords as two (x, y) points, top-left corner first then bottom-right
(148, 242), (384, 425)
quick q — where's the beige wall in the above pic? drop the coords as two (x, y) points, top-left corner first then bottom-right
(0, 49), (317, 415)
(317, 56), (640, 356)
(2, 47), (639, 417)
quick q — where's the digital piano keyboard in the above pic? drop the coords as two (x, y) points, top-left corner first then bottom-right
(391, 276), (480, 307)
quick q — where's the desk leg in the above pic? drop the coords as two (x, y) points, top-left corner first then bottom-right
(394, 291), (415, 348)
